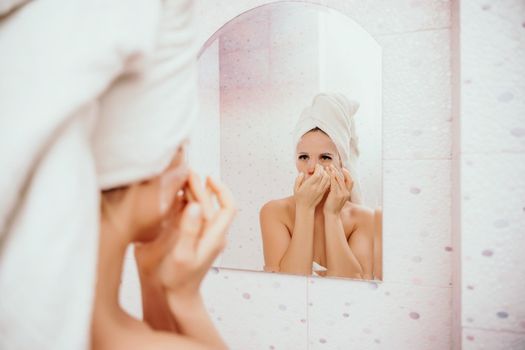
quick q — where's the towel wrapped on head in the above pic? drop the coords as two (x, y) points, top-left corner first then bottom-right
(293, 93), (363, 204)
(93, 0), (198, 191)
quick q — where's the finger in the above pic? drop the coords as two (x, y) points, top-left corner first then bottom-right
(294, 172), (305, 192)
(310, 164), (324, 184)
(173, 203), (203, 256)
(160, 161), (189, 214)
(184, 184), (197, 202)
(314, 163), (321, 175)
(165, 188), (188, 234)
(196, 204), (235, 265)
(205, 179), (214, 202)
(330, 164), (344, 180)
(188, 171), (214, 220)
(206, 176), (236, 214)
(134, 228), (172, 270)
(333, 167), (346, 190)
(319, 170), (331, 191)
(342, 168), (354, 192)
(319, 176), (330, 194)
(196, 177), (236, 264)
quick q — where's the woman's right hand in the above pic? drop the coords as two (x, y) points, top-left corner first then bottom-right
(158, 176), (236, 310)
(293, 164), (331, 210)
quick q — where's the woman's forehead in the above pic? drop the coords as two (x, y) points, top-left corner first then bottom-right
(296, 131), (337, 153)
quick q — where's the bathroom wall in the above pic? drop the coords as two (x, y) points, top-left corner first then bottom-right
(194, 1), (454, 349)
(458, 0), (525, 349)
(120, 1), (524, 349)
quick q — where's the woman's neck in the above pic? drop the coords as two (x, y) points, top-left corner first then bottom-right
(96, 218), (132, 314)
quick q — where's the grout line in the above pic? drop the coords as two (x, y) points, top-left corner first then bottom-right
(374, 26), (451, 37)
(460, 151), (525, 155)
(372, 279), (453, 290)
(306, 275), (310, 350)
(463, 326), (525, 336)
(382, 158), (453, 161)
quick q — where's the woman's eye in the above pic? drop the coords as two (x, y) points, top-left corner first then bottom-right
(298, 155), (309, 160)
(321, 155), (332, 161)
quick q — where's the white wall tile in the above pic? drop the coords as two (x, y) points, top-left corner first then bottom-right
(460, 0), (525, 154)
(383, 160), (452, 287)
(379, 29), (452, 160)
(196, 0), (451, 49)
(462, 328), (525, 350)
(461, 154), (525, 333)
(307, 278), (451, 349)
(201, 269), (308, 350)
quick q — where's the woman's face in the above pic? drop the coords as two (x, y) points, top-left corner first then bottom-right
(296, 130), (341, 178)
(133, 144), (189, 241)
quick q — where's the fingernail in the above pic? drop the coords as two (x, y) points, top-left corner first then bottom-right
(188, 203), (201, 218)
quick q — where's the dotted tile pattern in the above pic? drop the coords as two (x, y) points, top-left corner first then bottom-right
(195, 1), (454, 349)
(119, 1), (525, 349)
(458, 0), (525, 348)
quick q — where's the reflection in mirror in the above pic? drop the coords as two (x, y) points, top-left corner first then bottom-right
(189, 2), (382, 280)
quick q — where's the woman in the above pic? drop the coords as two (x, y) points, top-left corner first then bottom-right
(89, 1), (236, 347)
(260, 93), (382, 279)
(0, 0), (235, 348)
(91, 144), (235, 350)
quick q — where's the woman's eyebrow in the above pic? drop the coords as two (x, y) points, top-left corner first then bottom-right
(321, 152), (334, 156)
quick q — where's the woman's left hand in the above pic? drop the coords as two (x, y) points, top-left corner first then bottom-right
(323, 165), (353, 215)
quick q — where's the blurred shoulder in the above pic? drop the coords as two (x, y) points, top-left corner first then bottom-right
(344, 202), (375, 223)
(260, 196), (294, 217)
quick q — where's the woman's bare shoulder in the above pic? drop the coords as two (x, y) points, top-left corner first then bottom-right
(261, 196), (294, 212)
(344, 202), (375, 222)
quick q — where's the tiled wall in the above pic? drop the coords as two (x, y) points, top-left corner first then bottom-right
(194, 1), (454, 349)
(120, 1), (524, 349)
(459, 1), (525, 349)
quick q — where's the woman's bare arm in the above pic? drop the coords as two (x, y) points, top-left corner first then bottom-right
(347, 207), (375, 279)
(91, 305), (221, 350)
(322, 166), (373, 279)
(323, 211), (364, 278)
(260, 201), (315, 275)
(137, 270), (180, 332)
(373, 207), (383, 280)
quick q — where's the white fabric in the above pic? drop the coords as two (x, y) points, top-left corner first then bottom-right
(0, 0), (29, 17)
(0, 0), (197, 348)
(293, 93), (363, 204)
(312, 261), (327, 276)
(93, 0), (199, 190)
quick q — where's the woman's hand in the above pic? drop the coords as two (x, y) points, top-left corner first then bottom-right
(293, 164), (330, 210)
(158, 176), (236, 310)
(134, 170), (220, 278)
(323, 165), (353, 215)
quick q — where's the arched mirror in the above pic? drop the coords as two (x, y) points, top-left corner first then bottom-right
(188, 2), (382, 280)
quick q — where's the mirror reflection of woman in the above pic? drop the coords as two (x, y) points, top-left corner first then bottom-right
(260, 93), (382, 279)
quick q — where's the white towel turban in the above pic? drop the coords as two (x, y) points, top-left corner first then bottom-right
(293, 93), (363, 204)
(0, 0), (197, 349)
(93, 0), (198, 190)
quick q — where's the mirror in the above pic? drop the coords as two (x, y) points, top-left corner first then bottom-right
(188, 2), (382, 280)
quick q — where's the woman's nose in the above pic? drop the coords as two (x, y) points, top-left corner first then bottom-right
(307, 160), (317, 174)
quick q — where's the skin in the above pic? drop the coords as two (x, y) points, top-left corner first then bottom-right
(91, 144), (236, 350)
(260, 130), (381, 279)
